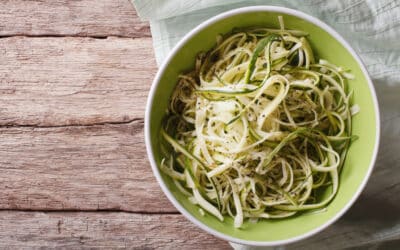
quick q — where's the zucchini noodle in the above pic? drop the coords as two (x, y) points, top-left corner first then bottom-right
(160, 17), (357, 228)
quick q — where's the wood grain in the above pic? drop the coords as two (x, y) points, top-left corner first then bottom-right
(0, 211), (230, 249)
(0, 121), (176, 213)
(0, 36), (156, 126)
(0, 0), (150, 37)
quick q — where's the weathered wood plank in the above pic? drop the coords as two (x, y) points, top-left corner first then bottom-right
(0, 36), (156, 126)
(0, 211), (231, 249)
(0, 121), (176, 212)
(0, 0), (150, 37)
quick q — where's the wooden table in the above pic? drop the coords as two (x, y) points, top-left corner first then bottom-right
(1, 1), (399, 249)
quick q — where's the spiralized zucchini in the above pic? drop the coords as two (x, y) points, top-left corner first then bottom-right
(160, 17), (358, 228)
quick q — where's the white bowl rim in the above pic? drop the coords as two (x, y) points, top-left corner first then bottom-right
(145, 5), (380, 247)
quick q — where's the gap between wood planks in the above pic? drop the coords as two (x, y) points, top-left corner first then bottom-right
(0, 118), (144, 128)
(0, 208), (179, 215)
(0, 34), (147, 39)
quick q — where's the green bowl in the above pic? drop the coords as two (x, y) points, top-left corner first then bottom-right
(145, 6), (380, 246)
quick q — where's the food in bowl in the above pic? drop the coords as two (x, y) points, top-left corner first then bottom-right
(159, 16), (359, 228)
(146, 6), (379, 245)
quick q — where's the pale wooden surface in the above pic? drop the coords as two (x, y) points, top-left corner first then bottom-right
(0, 0), (228, 249)
(0, 211), (227, 249)
(0, 0), (399, 249)
(0, 0), (150, 37)
(0, 123), (175, 212)
(0, 36), (155, 126)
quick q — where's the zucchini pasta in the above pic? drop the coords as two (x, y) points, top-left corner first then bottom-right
(160, 17), (357, 228)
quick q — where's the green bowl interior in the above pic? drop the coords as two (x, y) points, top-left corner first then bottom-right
(149, 11), (377, 242)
